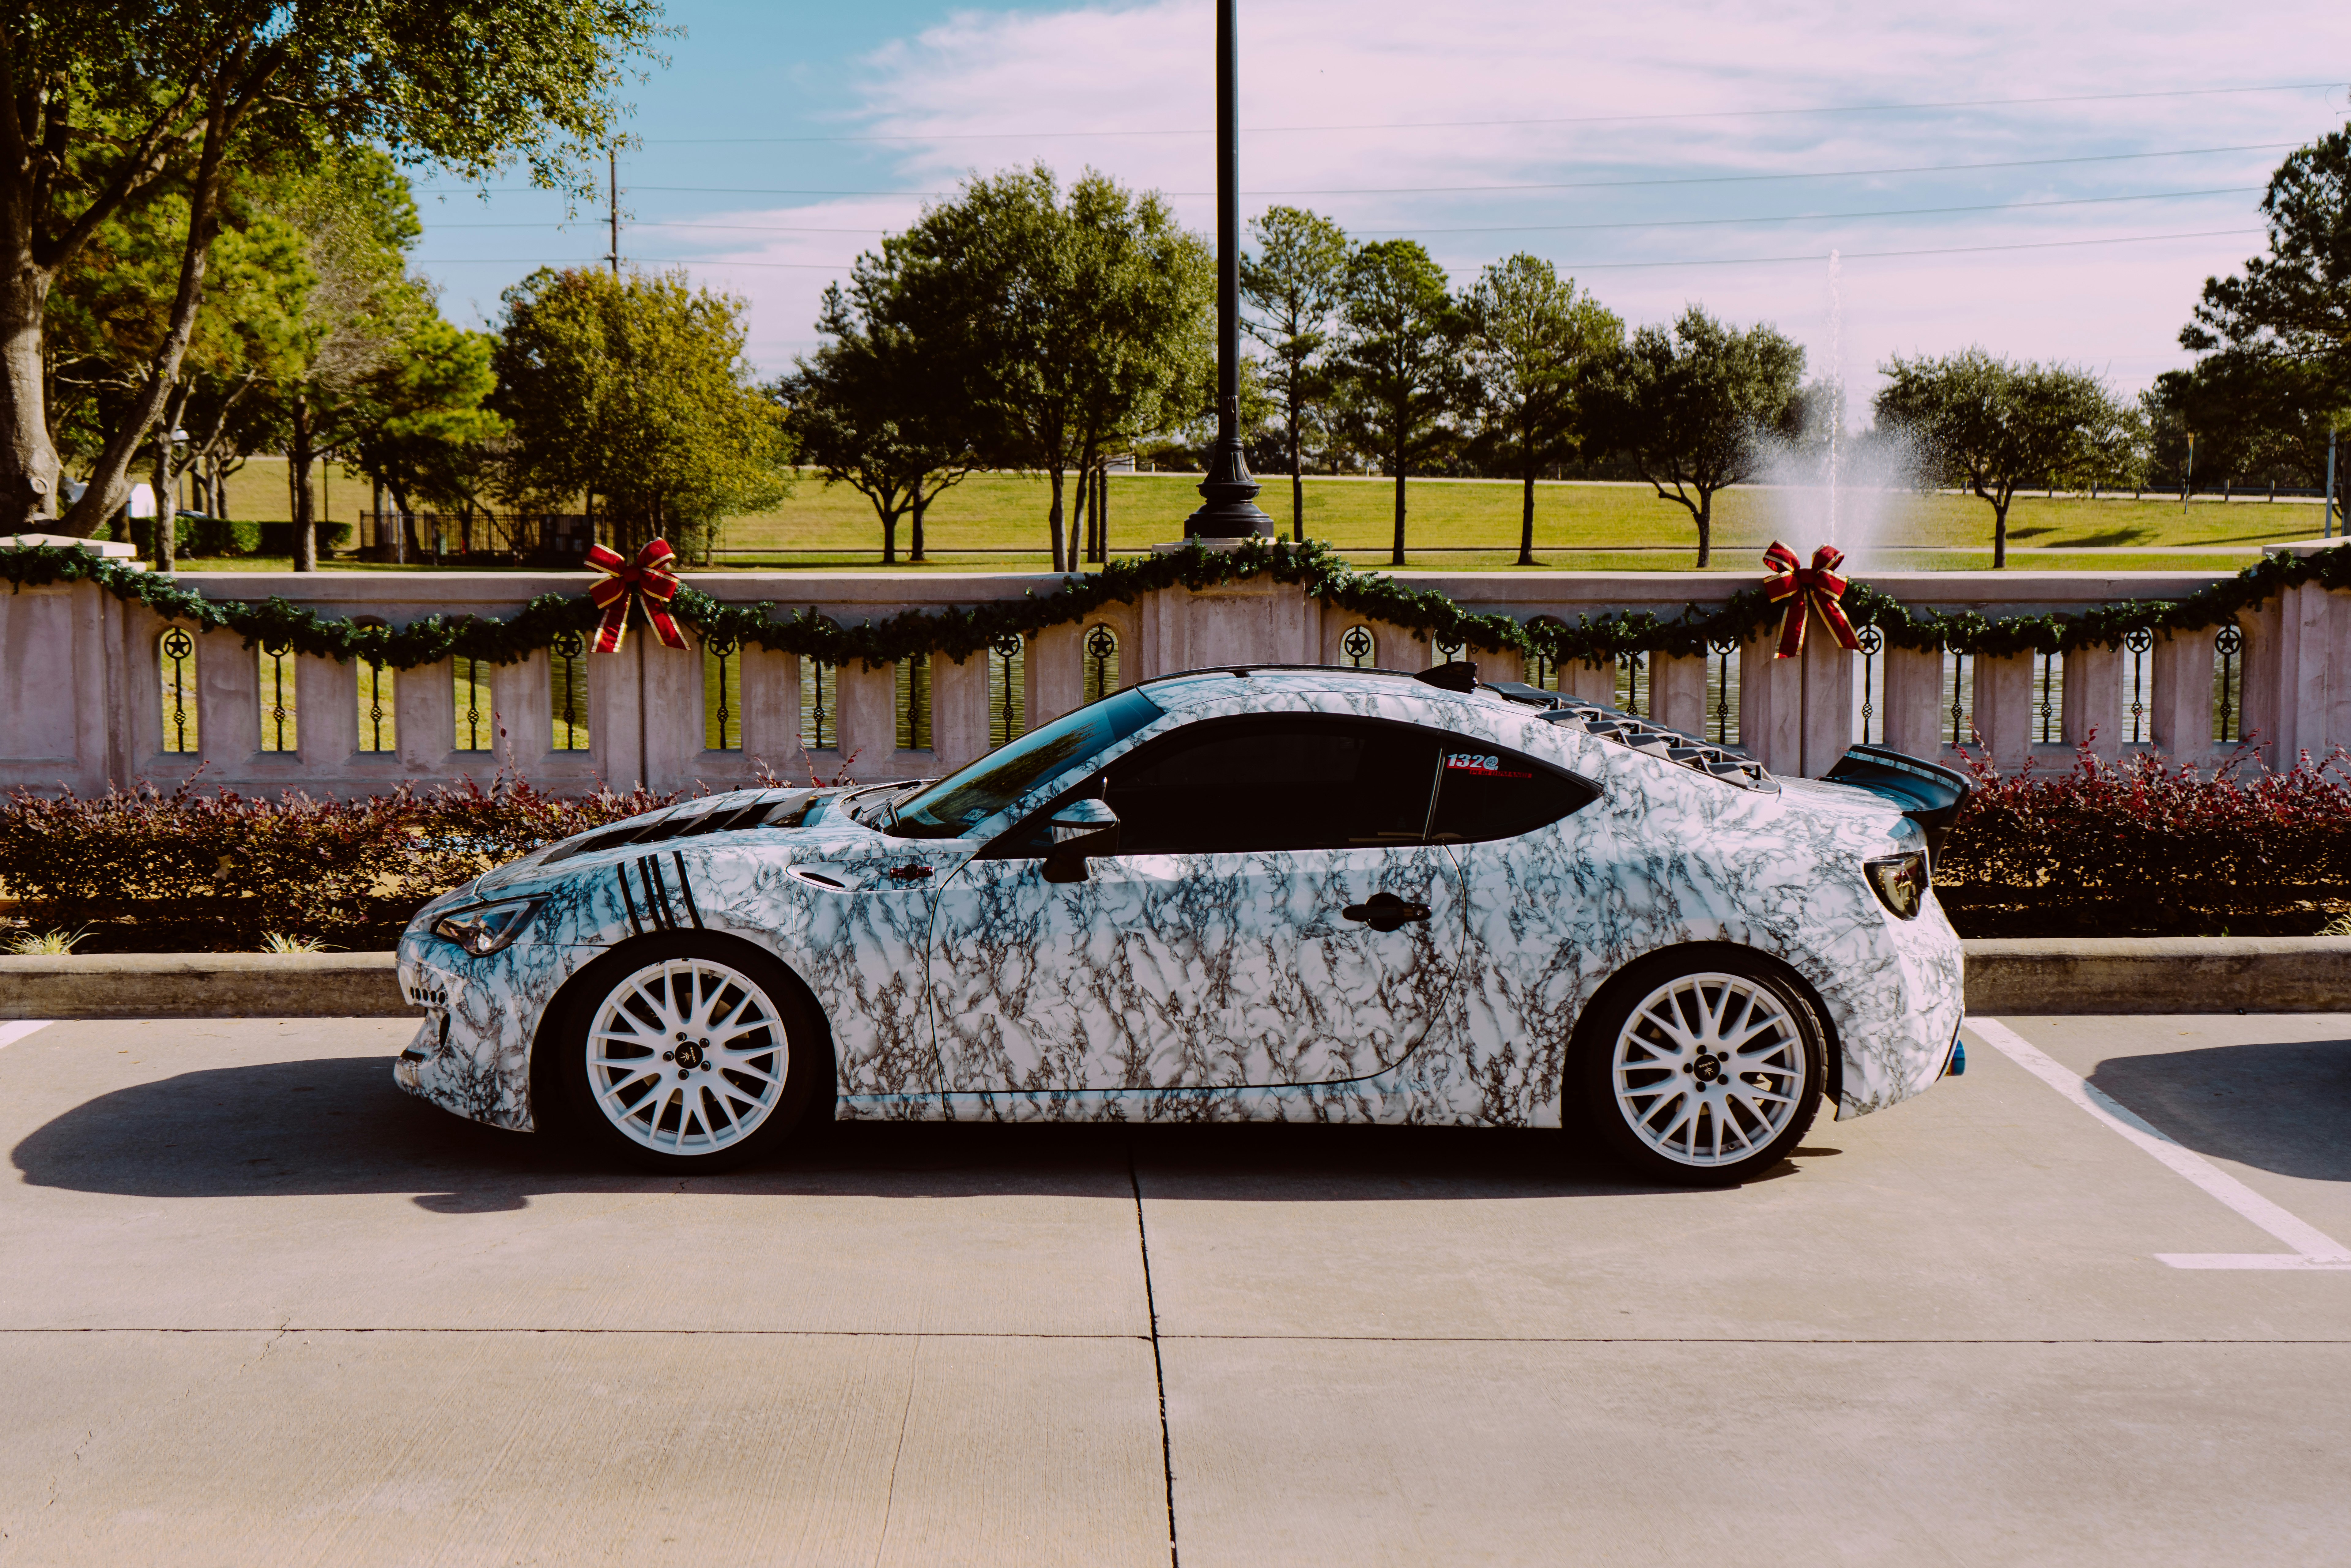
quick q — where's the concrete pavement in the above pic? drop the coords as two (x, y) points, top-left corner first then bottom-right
(2, 1014), (2347, 1565)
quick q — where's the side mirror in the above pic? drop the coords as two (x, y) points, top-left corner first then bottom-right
(1041, 797), (1121, 884)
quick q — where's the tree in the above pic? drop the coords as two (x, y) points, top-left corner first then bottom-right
(778, 283), (978, 565)
(492, 267), (791, 559)
(1331, 239), (1467, 567)
(2143, 352), (2337, 491)
(4, 0), (664, 537)
(1461, 255), (1622, 566)
(47, 173), (311, 567)
(1875, 349), (2137, 568)
(2184, 125), (2351, 389)
(2164, 124), (2351, 506)
(273, 153), (436, 569)
(1240, 206), (1349, 541)
(1584, 307), (1802, 567)
(872, 165), (1213, 572)
(350, 316), (507, 548)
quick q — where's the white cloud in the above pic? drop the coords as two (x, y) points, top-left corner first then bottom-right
(660, 0), (2345, 401)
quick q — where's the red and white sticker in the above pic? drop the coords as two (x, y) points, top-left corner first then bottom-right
(1445, 752), (1533, 778)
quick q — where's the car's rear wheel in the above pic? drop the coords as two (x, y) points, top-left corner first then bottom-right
(1575, 952), (1824, 1186)
(557, 937), (824, 1172)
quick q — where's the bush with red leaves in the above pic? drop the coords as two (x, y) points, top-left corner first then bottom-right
(0, 771), (674, 952)
(1935, 743), (2351, 937)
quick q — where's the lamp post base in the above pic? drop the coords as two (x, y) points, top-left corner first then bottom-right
(1184, 439), (1277, 539)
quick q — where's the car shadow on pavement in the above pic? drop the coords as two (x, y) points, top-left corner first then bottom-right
(2087, 1036), (2351, 1183)
(7, 1054), (1743, 1207)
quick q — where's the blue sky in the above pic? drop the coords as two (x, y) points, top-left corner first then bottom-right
(409, 1), (2348, 406)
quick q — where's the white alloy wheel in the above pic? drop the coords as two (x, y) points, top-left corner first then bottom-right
(584, 957), (791, 1156)
(1608, 971), (1809, 1170)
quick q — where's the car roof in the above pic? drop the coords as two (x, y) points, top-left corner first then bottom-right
(1137, 664), (1442, 700)
(1134, 665), (1776, 791)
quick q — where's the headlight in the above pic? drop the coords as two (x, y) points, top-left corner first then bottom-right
(1862, 852), (1929, 921)
(431, 898), (543, 956)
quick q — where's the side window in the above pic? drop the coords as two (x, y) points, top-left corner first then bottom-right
(1105, 717), (1441, 856)
(1428, 744), (1595, 844)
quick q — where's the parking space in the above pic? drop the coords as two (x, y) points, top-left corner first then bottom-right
(2, 1013), (2346, 1565)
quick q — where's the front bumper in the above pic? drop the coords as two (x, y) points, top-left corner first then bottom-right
(393, 933), (579, 1132)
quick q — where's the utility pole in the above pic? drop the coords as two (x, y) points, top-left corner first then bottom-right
(1183, 0), (1274, 540)
(606, 144), (620, 277)
(2326, 428), (2338, 540)
(2182, 432), (2194, 514)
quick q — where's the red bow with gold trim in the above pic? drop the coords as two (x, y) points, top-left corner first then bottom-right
(1762, 541), (1861, 660)
(586, 539), (690, 653)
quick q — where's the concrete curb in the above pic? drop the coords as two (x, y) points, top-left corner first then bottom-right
(0, 952), (405, 1019)
(3, 938), (2348, 1020)
(1960, 936), (2351, 1016)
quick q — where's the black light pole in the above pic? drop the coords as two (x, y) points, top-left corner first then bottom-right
(1184, 0), (1275, 539)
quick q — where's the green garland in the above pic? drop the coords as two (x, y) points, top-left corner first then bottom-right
(6, 537), (2349, 673)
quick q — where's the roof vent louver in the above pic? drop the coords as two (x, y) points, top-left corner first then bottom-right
(1508, 690), (1776, 792)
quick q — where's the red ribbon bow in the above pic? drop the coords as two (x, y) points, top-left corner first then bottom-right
(1762, 541), (1862, 660)
(586, 539), (691, 653)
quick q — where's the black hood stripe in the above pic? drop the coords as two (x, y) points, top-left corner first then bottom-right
(640, 856), (680, 932)
(617, 864), (644, 937)
(670, 852), (705, 929)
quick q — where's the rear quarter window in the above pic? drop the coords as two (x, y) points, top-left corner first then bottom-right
(1428, 744), (1597, 844)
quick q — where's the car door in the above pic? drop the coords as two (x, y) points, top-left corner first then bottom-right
(925, 714), (1467, 1098)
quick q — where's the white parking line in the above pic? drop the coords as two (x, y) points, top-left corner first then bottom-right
(1968, 1018), (2351, 1272)
(0, 1021), (53, 1050)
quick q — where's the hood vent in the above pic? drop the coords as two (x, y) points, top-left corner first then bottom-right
(542, 787), (826, 865)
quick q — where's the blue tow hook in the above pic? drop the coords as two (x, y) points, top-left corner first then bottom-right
(1942, 1030), (1967, 1078)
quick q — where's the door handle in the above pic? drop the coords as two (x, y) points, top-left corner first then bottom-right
(1341, 892), (1431, 932)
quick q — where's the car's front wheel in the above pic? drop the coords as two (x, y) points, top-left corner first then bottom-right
(556, 937), (825, 1171)
(1575, 951), (1824, 1186)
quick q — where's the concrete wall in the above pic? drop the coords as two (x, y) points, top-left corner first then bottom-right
(0, 560), (2326, 794)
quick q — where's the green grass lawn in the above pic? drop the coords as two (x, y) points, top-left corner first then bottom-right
(152, 465), (2326, 575)
(711, 472), (2319, 574)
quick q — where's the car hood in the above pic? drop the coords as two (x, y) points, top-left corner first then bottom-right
(420, 784), (942, 924)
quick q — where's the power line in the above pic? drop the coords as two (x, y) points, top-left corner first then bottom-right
(419, 225), (2265, 278)
(1221, 142), (2299, 196)
(414, 256), (852, 269)
(428, 221), (890, 233)
(1444, 226), (2265, 273)
(635, 80), (2345, 141)
(1362, 186), (2261, 236)
(413, 138), (2307, 203)
(423, 184), (2258, 241)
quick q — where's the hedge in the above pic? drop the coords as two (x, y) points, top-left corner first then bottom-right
(1935, 744), (2351, 937)
(0, 772), (672, 952)
(6, 751), (2346, 950)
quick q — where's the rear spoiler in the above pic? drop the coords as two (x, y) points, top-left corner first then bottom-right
(1821, 744), (1972, 860)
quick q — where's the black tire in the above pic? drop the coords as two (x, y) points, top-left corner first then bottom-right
(1572, 947), (1825, 1187)
(551, 933), (829, 1173)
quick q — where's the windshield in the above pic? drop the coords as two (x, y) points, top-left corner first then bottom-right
(886, 686), (1165, 840)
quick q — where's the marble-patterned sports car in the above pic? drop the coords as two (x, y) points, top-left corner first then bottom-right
(396, 664), (1969, 1184)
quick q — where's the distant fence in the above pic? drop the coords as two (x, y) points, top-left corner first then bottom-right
(353, 511), (594, 567)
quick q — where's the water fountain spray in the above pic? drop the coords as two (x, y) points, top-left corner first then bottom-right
(1824, 250), (1843, 551)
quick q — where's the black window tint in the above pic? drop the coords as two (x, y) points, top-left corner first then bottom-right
(1107, 718), (1441, 855)
(1427, 744), (1595, 843)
